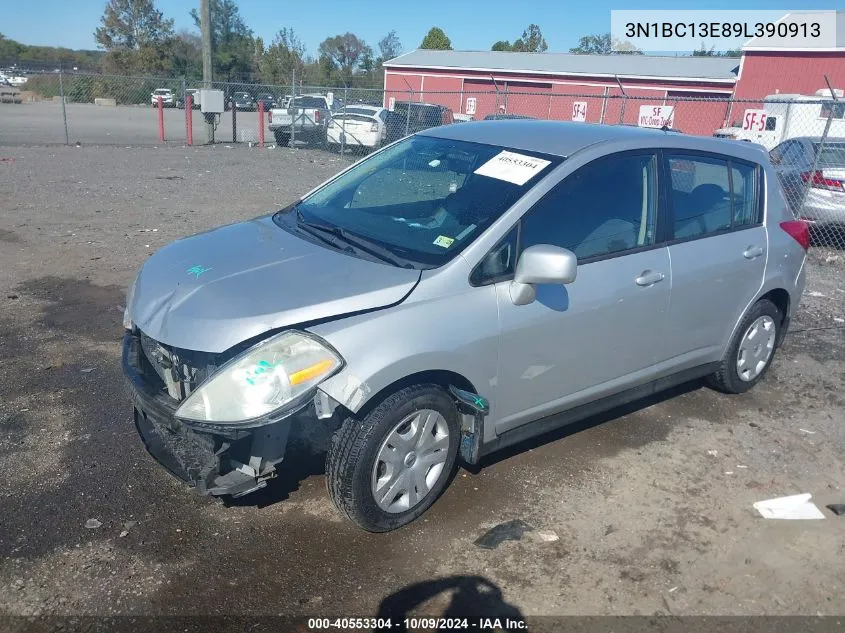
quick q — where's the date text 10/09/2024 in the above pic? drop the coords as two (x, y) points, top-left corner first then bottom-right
(307, 617), (528, 630)
(624, 22), (822, 39)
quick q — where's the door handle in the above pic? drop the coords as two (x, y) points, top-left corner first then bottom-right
(743, 246), (764, 259)
(635, 270), (665, 287)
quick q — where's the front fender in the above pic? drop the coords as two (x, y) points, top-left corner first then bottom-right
(308, 285), (500, 416)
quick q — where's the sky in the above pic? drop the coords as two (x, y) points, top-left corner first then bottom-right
(2, 0), (842, 56)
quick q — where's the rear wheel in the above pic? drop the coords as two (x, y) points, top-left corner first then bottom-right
(708, 298), (782, 394)
(273, 131), (290, 146)
(326, 384), (459, 532)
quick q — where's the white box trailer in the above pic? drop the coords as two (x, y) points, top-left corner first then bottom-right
(714, 88), (845, 150)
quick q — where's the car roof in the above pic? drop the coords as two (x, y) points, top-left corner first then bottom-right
(421, 120), (770, 162)
(335, 112), (378, 119)
(784, 136), (845, 143)
(394, 101), (446, 108)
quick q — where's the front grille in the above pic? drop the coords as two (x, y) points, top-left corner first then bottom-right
(138, 331), (212, 401)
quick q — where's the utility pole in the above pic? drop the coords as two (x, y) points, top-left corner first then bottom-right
(200, 0), (214, 144)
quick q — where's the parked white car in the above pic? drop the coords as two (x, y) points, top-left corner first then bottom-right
(150, 88), (175, 107)
(327, 105), (388, 150)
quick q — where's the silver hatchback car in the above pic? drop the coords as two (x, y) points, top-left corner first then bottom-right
(123, 121), (808, 532)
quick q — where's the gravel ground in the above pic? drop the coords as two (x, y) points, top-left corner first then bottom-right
(0, 145), (844, 621)
(0, 102), (280, 146)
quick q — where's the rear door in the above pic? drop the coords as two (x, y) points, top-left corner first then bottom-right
(662, 151), (766, 367)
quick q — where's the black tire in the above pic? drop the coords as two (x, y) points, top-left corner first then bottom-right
(708, 298), (783, 394)
(273, 131), (290, 146)
(326, 384), (460, 532)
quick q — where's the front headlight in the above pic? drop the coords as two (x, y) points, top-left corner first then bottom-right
(175, 331), (343, 426)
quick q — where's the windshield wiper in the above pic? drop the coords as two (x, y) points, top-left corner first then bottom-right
(293, 209), (354, 252)
(295, 209), (417, 268)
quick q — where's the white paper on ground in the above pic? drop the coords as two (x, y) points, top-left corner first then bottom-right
(474, 151), (551, 186)
(753, 493), (826, 520)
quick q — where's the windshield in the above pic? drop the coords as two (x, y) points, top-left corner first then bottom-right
(344, 107), (378, 116)
(330, 114), (376, 123)
(293, 96), (327, 108)
(275, 135), (561, 268)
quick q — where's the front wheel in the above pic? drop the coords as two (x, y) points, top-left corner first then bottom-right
(273, 130), (290, 146)
(708, 298), (782, 394)
(326, 384), (460, 532)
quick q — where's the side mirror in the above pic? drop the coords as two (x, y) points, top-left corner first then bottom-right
(509, 245), (577, 306)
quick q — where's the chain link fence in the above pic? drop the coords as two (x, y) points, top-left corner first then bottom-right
(3, 70), (844, 248)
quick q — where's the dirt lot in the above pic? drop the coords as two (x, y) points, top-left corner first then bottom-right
(1, 145), (844, 622)
(0, 101), (275, 146)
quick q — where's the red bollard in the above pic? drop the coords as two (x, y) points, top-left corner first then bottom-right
(157, 95), (164, 143)
(258, 100), (265, 147)
(185, 94), (193, 146)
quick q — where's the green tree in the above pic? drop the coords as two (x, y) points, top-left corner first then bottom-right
(570, 33), (642, 55)
(514, 24), (547, 52)
(258, 28), (306, 85)
(378, 30), (402, 62)
(165, 30), (203, 80)
(94, 0), (174, 72)
(0, 34), (104, 70)
(0, 33), (25, 60)
(693, 43), (742, 57)
(491, 24), (547, 53)
(94, 0), (173, 50)
(190, 0), (255, 80)
(420, 27), (452, 50)
(318, 33), (372, 85)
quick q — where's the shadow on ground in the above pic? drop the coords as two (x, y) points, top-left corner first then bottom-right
(375, 575), (525, 632)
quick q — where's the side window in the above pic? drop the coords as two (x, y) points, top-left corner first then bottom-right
(776, 141), (802, 165)
(769, 144), (783, 165)
(470, 228), (518, 285)
(820, 101), (845, 119)
(764, 116), (777, 131)
(520, 153), (657, 261)
(667, 155), (732, 239)
(731, 162), (760, 227)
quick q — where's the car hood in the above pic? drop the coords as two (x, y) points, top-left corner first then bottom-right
(128, 215), (420, 353)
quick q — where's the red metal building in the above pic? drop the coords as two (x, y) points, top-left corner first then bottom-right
(383, 50), (739, 135)
(383, 14), (845, 137)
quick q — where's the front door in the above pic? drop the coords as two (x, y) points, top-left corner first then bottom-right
(488, 151), (671, 435)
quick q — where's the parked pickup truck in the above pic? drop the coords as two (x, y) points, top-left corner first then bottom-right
(269, 94), (334, 146)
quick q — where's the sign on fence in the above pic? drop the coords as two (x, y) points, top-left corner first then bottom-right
(742, 109), (769, 131)
(465, 97), (477, 116)
(638, 105), (675, 129)
(571, 101), (587, 122)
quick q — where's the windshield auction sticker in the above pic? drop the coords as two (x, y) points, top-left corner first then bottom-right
(474, 151), (551, 186)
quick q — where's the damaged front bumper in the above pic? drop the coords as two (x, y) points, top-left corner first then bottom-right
(123, 331), (311, 498)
